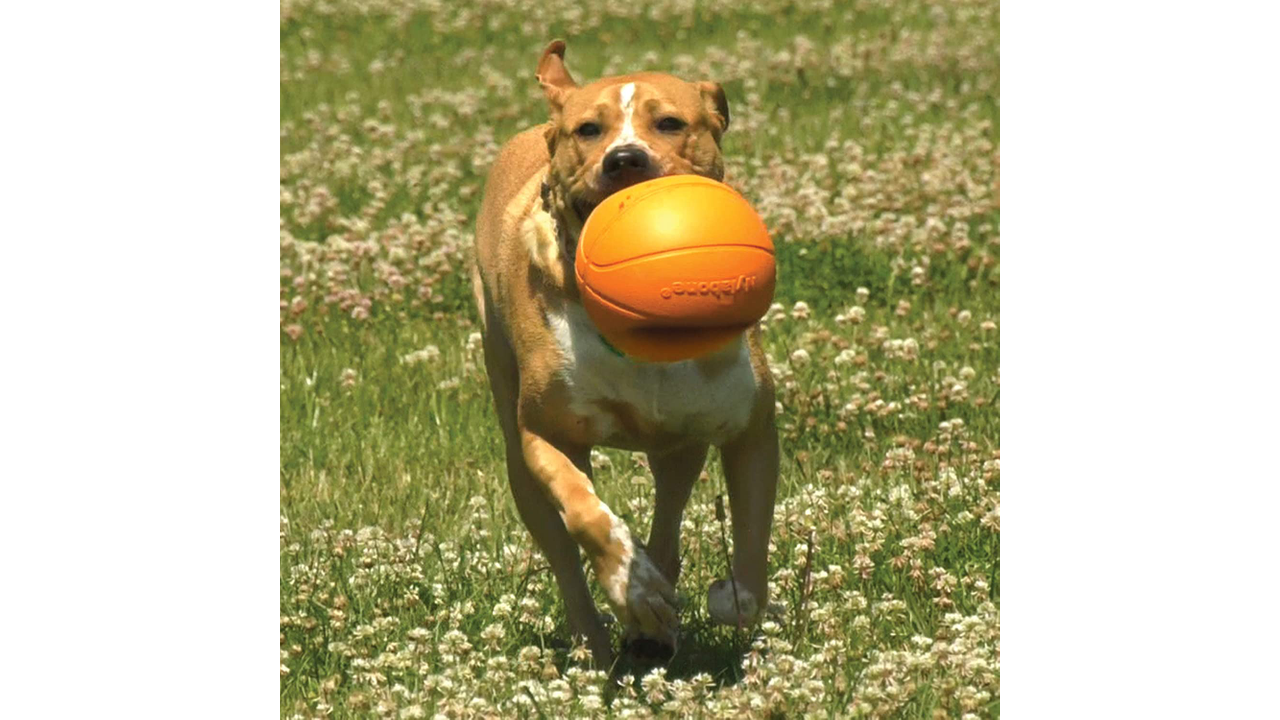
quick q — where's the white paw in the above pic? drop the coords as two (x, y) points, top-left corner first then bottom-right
(599, 532), (680, 645)
(594, 508), (679, 648)
(619, 548), (680, 648)
(707, 579), (760, 627)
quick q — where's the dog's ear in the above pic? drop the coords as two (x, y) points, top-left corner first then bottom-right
(697, 81), (730, 142)
(536, 40), (577, 111)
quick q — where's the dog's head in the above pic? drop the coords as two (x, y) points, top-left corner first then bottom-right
(536, 40), (730, 226)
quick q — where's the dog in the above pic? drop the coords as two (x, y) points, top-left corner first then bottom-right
(471, 40), (779, 668)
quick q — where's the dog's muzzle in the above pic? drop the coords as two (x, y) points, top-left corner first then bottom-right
(600, 145), (659, 191)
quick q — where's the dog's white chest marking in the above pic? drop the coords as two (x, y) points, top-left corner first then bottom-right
(607, 82), (650, 153)
(547, 305), (757, 447)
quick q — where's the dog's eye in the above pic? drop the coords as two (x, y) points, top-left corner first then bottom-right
(575, 122), (602, 139)
(656, 116), (687, 133)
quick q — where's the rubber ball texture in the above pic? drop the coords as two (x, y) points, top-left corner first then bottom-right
(575, 175), (776, 362)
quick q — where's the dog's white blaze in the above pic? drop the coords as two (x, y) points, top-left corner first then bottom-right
(546, 304), (757, 446)
(607, 82), (650, 152)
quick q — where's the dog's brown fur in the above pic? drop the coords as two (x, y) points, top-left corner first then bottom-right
(471, 40), (779, 668)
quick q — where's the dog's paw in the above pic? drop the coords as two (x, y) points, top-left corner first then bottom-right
(622, 632), (676, 665)
(603, 544), (680, 649)
(707, 579), (760, 627)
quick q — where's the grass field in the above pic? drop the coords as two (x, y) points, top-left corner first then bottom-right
(280, 0), (999, 716)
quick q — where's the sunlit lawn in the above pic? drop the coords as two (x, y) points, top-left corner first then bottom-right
(281, 1), (999, 716)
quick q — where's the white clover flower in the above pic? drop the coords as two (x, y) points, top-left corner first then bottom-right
(641, 668), (670, 703)
(902, 338), (919, 359)
(589, 449), (611, 469)
(568, 642), (592, 664)
(402, 345), (441, 365)
(547, 679), (573, 702)
(790, 348), (811, 368)
(479, 622), (505, 648)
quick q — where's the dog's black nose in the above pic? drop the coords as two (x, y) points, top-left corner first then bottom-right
(602, 145), (651, 177)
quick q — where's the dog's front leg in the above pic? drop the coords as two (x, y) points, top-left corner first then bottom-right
(520, 428), (681, 652)
(478, 302), (615, 665)
(711, 412), (780, 627)
(612, 443), (707, 662)
(645, 443), (709, 585)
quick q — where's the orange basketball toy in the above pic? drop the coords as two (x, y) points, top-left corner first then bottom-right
(574, 175), (776, 362)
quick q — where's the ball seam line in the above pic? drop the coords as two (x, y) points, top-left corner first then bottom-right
(584, 243), (776, 271)
(578, 176), (752, 260)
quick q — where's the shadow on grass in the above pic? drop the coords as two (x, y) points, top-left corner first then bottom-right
(600, 619), (758, 703)
(539, 616), (754, 687)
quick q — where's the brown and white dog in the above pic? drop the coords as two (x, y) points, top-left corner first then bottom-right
(471, 40), (779, 667)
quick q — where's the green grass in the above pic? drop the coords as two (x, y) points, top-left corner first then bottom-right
(281, 1), (999, 716)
